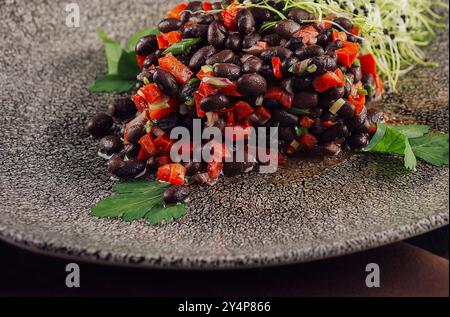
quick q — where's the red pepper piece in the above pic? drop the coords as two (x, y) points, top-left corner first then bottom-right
(279, 90), (293, 108)
(207, 161), (223, 179)
(222, 1), (239, 31)
(164, 31), (182, 45)
(299, 133), (317, 149)
(147, 98), (177, 120)
(348, 93), (366, 115)
(234, 101), (254, 120)
(335, 41), (359, 67)
(167, 2), (188, 19)
(219, 81), (242, 96)
(139, 83), (163, 104)
(203, 1), (212, 11)
(159, 54), (193, 84)
(313, 68), (345, 92)
(193, 91), (205, 118)
(136, 54), (146, 69)
(264, 87), (283, 100)
(156, 155), (172, 166)
(272, 57), (283, 79)
(131, 93), (148, 113)
(154, 134), (174, 153)
(156, 163), (171, 182)
(299, 116), (314, 128)
(358, 53), (384, 97)
(138, 133), (157, 158)
(293, 25), (319, 45)
(157, 163), (186, 185)
(332, 30), (347, 42)
(197, 68), (214, 80)
(254, 106), (271, 123)
(198, 82), (218, 97)
(322, 120), (336, 127)
(156, 34), (169, 49)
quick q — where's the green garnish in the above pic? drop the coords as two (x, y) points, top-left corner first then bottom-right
(163, 38), (202, 55)
(125, 27), (160, 52)
(90, 180), (186, 225)
(289, 108), (311, 115)
(357, 88), (368, 95)
(363, 123), (449, 170)
(295, 126), (308, 136)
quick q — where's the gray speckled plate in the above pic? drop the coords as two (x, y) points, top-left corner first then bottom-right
(0, 0), (448, 269)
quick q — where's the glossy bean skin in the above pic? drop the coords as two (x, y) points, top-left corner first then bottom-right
(191, 24), (209, 39)
(287, 9), (314, 23)
(120, 144), (140, 159)
(308, 55), (337, 75)
(367, 109), (385, 124)
(283, 37), (304, 51)
(347, 66), (363, 83)
(282, 56), (299, 74)
(347, 106), (368, 129)
(309, 118), (325, 136)
(158, 18), (182, 33)
(317, 28), (332, 47)
(295, 45), (324, 60)
(325, 40), (343, 53)
(242, 31), (261, 49)
(208, 20), (228, 49)
(163, 185), (190, 204)
(250, 7), (272, 24)
(135, 35), (157, 56)
(143, 49), (163, 68)
(86, 113), (113, 138)
(278, 127), (297, 142)
(214, 63), (242, 80)
(107, 98), (137, 121)
(98, 135), (123, 156)
(271, 109), (299, 127)
(155, 113), (180, 132)
(184, 161), (202, 176)
(260, 46), (293, 61)
(190, 13), (215, 25)
(241, 55), (263, 73)
(225, 33), (242, 51)
(348, 133), (369, 149)
(237, 9), (256, 35)
(189, 45), (217, 71)
(275, 19), (301, 38)
(320, 123), (350, 143)
(293, 91), (319, 108)
(236, 73), (268, 96)
(206, 49), (239, 65)
(321, 85), (345, 101)
(293, 75), (313, 91)
(281, 78), (294, 94)
(222, 161), (247, 177)
(200, 93), (231, 111)
(263, 33), (282, 47)
(108, 156), (146, 179)
(153, 68), (180, 98)
(180, 79), (201, 101)
(333, 17), (353, 31)
(125, 123), (146, 144)
(337, 101), (356, 119)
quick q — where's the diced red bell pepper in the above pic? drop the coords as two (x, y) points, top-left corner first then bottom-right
(139, 83), (163, 104)
(164, 31), (182, 45)
(138, 133), (157, 158)
(335, 41), (359, 67)
(136, 54), (146, 69)
(203, 1), (212, 11)
(207, 161), (223, 179)
(234, 101), (254, 120)
(358, 53), (384, 97)
(157, 163), (186, 185)
(219, 81), (242, 97)
(225, 111), (234, 124)
(222, 1), (239, 31)
(279, 90), (293, 108)
(193, 91), (205, 118)
(159, 54), (193, 84)
(350, 25), (360, 36)
(131, 93), (148, 113)
(256, 41), (269, 49)
(198, 82), (218, 97)
(299, 116), (314, 128)
(313, 68), (345, 92)
(137, 148), (152, 161)
(197, 68), (214, 80)
(156, 34), (169, 49)
(147, 98), (177, 120)
(322, 120), (336, 127)
(156, 155), (172, 166)
(348, 93), (366, 115)
(254, 106), (271, 123)
(154, 134), (174, 153)
(332, 30), (347, 42)
(299, 133), (317, 149)
(265, 87), (283, 100)
(167, 2), (187, 19)
(293, 25), (319, 45)
(374, 74), (384, 97)
(272, 57), (283, 79)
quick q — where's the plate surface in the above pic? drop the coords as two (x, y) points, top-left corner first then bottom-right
(0, 0), (448, 269)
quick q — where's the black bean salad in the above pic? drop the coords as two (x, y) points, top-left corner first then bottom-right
(87, 0), (448, 223)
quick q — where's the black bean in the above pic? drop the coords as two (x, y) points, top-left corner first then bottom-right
(163, 185), (190, 204)
(288, 9), (315, 23)
(362, 73), (375, 86)
(225, 33), (242, 51)
(325, 39), (343, 53)
(262, 98), (283, 109)
(308, 55), (337, 74)
(260, 46), (293, 61)
(155, 113), (179, 132)
(237, 9), (255, 35)
(189, 45), (217, 71)
(120, 143), (140, 159)
(263, 33), (282, 47)
(347, 34), (358, 42)
(295, 44), (324, 60)
(347, 66), (363, 83)
(309, 107), (323, 119)
(114, 159), (147, 179)
(146, 157), (158, 173)
(317, 28), (332, 47)
(320, 123), (350, 142)
(86, 113), (113, 138)
(309, 118), (324, 136)
(293, 75), (313, 91)
(333, 17), (353, 31)
(283, 37), (304, 50)
(206, 49), (238, 65)
(222, 161), (247, 177)
(293, 91), (319, 108)
(278, 127), (297, 142)
(338, 64), (347, 74)
(236, 73), (267, 96)
(347, 106), (367, 129)
(348, 133), (369, 149)
(241, 55), (263, 73)
(272, 109), (299, 127)
(186, 0), (203, 11)
(275, 19), (301, 38)
(191, 24), (209, 39)
(184, 161), (202, 176)
(190, 13), (215, 25)
(208, 20), (228, 49)
(282, 56), (299, 74)
(356, 119), (371, 133)
(158, 18), (182, 33)
(107, 156), (125, 175)
(249, 7), (272, 24)
(200, 93), (231, 111)
(107, 98), (137, 121)
(242, 31), (261, 49)
(125, 123), (146, 144)
(367, 109), (384, 124)
(322, 85), (345, 101)
(214, 63), (242, 80)
(337, 101), (356, 119)
(135, 35), (157, 56)
(143, 49), (162, 68)
(153, 68), (180, 98)
(180, 79), (201, 101)
(281, 78), (294, 94)
(99, 135), (123, 156)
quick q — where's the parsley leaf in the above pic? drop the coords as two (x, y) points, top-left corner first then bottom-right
(390, 124), (430, 138)
(96, 28), (123, 74)
(410, 133), (449, 166)
(89, 74), (136, 93)
(90, 180), (186, 225)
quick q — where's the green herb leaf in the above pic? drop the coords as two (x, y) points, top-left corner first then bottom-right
(363, 123), (406, 156)
(125, 27), (160, 52)
(390, 124), (430, 138)
(410, 133), (449, 166)
(97, 28), (123, 74)
(90, 180), (186, 225)
(162, 38), (202, 55)
(404, 139), (417, 171)
(117, 50), (141, 78)
(89, 74), (137, 93)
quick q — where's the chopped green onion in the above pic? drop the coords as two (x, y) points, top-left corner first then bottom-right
(365, 84), (376, 97)
(162, 38), (201, 55)
(143, 77), (150, 85)
(295, 126), (308, 136)
(357, 88), (368, 95)
(352, 58), (361, 67)
(188, 78), (199, 85)
(290, 139), (301, 150)
(201, 65), (214, 73)
(306, 64), (318, 73)
(329, 98), (346, 114)
(202, 77), (232, 88)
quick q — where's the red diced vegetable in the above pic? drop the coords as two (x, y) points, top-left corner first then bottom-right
(197, 68), (214, 80)
(332, 30), (347, 42)
(139, 84), (163, 104)
(156, 164), (171, 182)
(154, 134), (173, 153)
(313, 68), (345, 92)
(203, 1), (212, 11)
(348, 92), (366, 115)
(222, 1), (239, 31)
(157, 163), (186, 185)
(254, 106), (271, 123)
(207, 161), (223, 179)
(293, 25), (319, 45)
(322, 121), (336, 127)
(335, 41), (359, 67)
(279, 91), (293, 108)
(156, 34), (169, 49)
(137, 148), (152, 161)
(198, 82), (218, 97)
(167, 2), (187, 19)
(138, 133), (157, 158)
(265, 87), (283, 100)
(358, 53), (384, 97)
(299, 116), (314, 128)
(156, 155), (172, 166)
(164, 31), (182, 45)
(147, 98), (177, 120)
(272, 57), (283, 79)
(159, 55), (193, 84)
(234, 101), (254, 120)
(299, 133), (317, 149)
(136, 54), (146, 69)
(219, 81), (242, 96)
(350, 25), (360, 36)
(225, 111), (234, 124)
(131, 93), (148, 113)
(193, 91), (206, 118)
